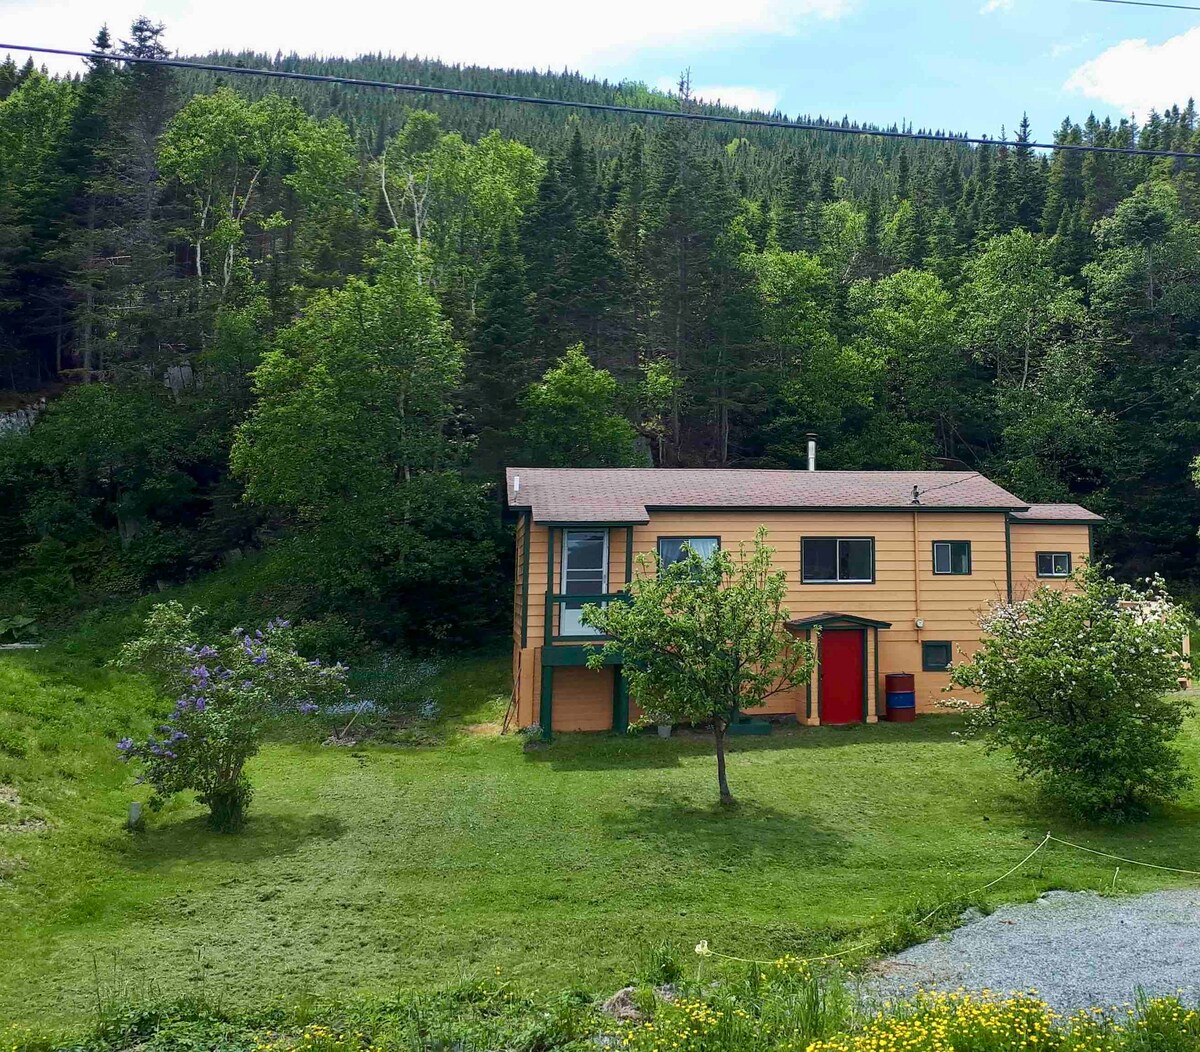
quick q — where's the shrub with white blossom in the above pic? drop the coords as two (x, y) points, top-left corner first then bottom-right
(951, 565), (1194, 819)
(116, 602), (349, 831)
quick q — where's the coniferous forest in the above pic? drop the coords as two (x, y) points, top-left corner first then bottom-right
(2, 19), (1199, 645)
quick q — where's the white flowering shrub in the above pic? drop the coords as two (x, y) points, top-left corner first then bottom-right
(951, 565), (1194, 819)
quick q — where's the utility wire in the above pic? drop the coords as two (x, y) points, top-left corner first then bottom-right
(1080, 0), (1200, 11)
(5, 42), (1200, 160)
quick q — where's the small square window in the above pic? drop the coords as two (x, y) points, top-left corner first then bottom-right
(922, 641), (953, 672)
(1036, 552), (1072, 578)
(932, 541), (971, 575)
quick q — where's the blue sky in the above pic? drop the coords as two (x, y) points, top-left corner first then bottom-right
(4, 0), (1199, 141)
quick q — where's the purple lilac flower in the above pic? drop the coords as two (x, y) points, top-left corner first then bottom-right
(240, 680), (255, 691)
(116, 737), (134, 757)
(297, 702), (318, 715)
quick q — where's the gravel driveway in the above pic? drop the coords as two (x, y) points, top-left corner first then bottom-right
(868, 889), (1200, 1013)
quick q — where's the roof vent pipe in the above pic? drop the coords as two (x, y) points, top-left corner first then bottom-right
(805, 433), (817, 472)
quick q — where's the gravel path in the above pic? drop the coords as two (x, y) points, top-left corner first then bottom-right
(868, 889), (1200, 1013)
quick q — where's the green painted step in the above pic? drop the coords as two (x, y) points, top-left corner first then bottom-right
(729, 717), (772, 736)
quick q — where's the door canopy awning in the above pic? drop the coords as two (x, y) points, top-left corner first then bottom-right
(785, 612), (893, 633)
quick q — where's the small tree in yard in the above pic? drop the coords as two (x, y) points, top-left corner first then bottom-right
(116, 602), (349, 831)
(951, 566), (1193, 820)
(583, 529), (813, 805)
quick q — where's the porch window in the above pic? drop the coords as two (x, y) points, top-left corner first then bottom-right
(802, 537), (874, 584)
(1036, 551), (1072, 578)
(560, 529), (608, 636)
(657, 536), (719, 567)
(922, 640), (953, 671)
(932, 540), (972, 576)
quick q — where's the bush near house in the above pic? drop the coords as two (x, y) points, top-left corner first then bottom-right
(951, 566), (1194, 819)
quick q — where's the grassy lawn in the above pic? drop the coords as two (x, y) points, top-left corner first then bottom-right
(2, 646), (1200, 1026)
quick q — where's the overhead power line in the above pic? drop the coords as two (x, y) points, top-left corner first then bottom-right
(4, 42), (1200, 160)
(1081, 0), (1200, 11)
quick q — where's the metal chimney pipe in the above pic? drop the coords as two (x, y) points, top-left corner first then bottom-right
(805, 433), (817, 472)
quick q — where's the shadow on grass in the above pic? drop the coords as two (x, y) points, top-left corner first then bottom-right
(124, 811), (345, 869)
(602, 796), (850, 868)
(524, 716), (967, 771)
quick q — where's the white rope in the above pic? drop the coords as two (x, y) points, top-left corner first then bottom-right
(694, 830), (1200, 972)
(1047, 834), (1200, 877)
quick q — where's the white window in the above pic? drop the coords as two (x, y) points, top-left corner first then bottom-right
(560, 529), (608, 636)
(1036, 551), (1072, 578)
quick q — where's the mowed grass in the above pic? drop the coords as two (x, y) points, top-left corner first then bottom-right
(2, 647), (1200, 1026)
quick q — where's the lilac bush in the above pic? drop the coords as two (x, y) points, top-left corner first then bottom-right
(116, 602), (349, 831)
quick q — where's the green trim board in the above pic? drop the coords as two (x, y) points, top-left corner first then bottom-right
(625, 525), (634, 586)
(539, 664), (554, 740)
(541, 645), (623, 667)
(544, 527), (556, 645)
(872, 624), (880, 719)
(861, 629), (869, 723)
(786, 612), (892, 630)
(612, 667), (629, 733)
(519, 512), (531, 648)
(1009, 516), (1104, 526)
(1004, 516), (1013, 603)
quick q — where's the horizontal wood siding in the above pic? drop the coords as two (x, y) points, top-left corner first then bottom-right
(512, 509), (1085, 727)
(1010, 522), (1092, 597)
(551, 666), (614, 731)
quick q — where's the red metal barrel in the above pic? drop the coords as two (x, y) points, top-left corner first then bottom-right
(885, 672), (917, 722)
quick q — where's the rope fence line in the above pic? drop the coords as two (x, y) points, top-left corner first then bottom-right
(1046, 833), (1200, 877)
(694, 830), (1200, 970)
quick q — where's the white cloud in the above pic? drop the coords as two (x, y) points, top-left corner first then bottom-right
(979, 0), (1013, 13)
(1065, 27), (1200, 115)
(654, 76), (781, 113)
(1046, 36), (1092, 60)
(3, 0), (853, 77)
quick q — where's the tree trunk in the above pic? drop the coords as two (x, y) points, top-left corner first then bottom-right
(713, 720), (733, 805)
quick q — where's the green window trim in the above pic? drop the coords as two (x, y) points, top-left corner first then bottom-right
(922, 640), (953, 672)
(1036, 551), (1072, 578)
(801, 536), (876, 585)
(932, 540), (972, 576)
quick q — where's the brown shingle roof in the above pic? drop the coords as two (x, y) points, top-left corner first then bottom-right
(1010, 503), (1104, 523)
(505, 467), (1029, 523)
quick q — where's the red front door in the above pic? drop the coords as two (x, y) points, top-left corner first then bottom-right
(820, 630), (865, 725)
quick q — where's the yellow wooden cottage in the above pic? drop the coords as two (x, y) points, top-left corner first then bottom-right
(506, 454), (1101, 736)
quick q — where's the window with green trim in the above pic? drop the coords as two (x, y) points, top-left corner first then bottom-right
(1036, 551), (1072, 578)
(802, 537), (874, 583)
(922, 640), (953, 672)
(657, 537), (720, 567)
(932, 540), (972, 575)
